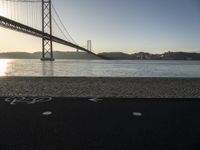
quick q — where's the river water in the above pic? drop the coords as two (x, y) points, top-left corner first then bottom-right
(0, 59), (200, 77)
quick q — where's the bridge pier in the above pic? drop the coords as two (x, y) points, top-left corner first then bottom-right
(41, 57), (55, 61)
(41, 0), (54, 61)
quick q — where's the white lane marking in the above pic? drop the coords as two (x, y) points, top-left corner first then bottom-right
(88, 98), (103, 102)
(42, 111), (53, 116)
(132, 112), (143, 117)
(5, 97), (52, 105)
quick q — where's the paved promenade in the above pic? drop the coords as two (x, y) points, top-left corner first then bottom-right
(0, 97), (200, 150)
(0, 77), (200, 98)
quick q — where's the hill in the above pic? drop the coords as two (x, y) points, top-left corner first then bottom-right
(0, 51), (200, 60)
(98, 52), (132, 60)
(0, 51), (100, 59)
(99, 52), (200, 60)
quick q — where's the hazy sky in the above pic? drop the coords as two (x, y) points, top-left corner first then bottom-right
(0, 0), (200, 53)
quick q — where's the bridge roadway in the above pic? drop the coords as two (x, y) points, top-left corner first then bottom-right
(0, 15), (108, 59)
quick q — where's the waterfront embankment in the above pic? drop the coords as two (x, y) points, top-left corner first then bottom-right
(0, 77), (200, 98)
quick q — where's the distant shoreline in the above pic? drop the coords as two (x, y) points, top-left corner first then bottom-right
(1, 51), (200, 60)
(0, 77), (200, 98)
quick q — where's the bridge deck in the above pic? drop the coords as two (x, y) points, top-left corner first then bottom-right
(0, 15), (108, 59)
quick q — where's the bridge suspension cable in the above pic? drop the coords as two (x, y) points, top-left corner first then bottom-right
(51, 2), (77, 45)
(0, 0), (106, 60)
(0, 0), (41, 29)
(0, 0), (77, 45)
(2, 0), (40, 3)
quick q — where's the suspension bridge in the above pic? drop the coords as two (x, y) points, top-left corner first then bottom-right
(0, 0), (106, 60)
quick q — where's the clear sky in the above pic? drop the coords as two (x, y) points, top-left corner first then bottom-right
(0, 0), (200, 54)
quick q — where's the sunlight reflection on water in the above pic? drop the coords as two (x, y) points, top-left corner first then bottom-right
(0, 59), (10, 76)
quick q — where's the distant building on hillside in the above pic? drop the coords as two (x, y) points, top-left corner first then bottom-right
(134, 52), (152, 60)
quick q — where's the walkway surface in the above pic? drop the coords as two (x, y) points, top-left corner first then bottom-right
(1, 77), (200, 98)
(0, 97), (200, 150)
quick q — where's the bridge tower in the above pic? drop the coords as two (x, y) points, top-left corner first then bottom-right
(87, 40), (92, 52)
(41, 0), (54, 61)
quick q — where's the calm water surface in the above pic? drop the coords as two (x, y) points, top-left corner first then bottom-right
(0, 59), (200, 77)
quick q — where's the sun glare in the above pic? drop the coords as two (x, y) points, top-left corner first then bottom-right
(0, 2), (7, 16)
(0, 59), (9, 76)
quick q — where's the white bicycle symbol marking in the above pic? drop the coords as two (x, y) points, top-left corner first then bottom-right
(5, 97), (53, 105)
